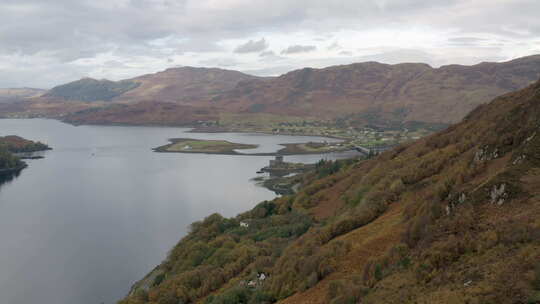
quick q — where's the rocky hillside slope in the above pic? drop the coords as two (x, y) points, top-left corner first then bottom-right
(119, 79), (540, 304)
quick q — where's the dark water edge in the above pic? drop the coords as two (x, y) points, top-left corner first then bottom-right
(0, 168), (24, 188)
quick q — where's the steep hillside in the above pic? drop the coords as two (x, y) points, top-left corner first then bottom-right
(119, 80), (540, 304)
(63, 55), (540, 127)
(43, 78), (140, 102)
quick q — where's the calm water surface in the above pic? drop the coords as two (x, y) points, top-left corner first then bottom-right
(0, 119), (358, 304)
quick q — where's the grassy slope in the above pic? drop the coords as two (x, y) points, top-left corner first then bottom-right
(119, 80), (540, 304)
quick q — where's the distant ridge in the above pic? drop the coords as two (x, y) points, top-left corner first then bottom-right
(6, 55), (540, 127)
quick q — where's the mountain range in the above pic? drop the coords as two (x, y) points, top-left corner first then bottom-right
(3, 55), (540, 128)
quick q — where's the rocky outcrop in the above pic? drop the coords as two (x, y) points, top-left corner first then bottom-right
(490, 183), (509, 205)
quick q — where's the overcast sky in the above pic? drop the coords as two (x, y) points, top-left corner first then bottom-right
(1, 0), (539, 88)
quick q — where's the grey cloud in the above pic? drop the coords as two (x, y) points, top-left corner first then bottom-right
(259, 51), (276, 57)
(448, 37), (487, 43)
(198, 57), (240, 67)
(281, 45), (317, 55)
(447, 37), (488, 46)
(259, 51), (286, 63)
(1, 0), (540, 87)
(339, 51), (353, 56)
(234, 38), (268, 53)
(328, 42), (341, 50)
(245, 48), (440, 77)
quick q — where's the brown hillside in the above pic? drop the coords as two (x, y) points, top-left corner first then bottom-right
(61, 55), (540, 127)
(63, 101), (218, 126)
(118, 80), (540, 304)
(275, 78), (540, 304)
(218, 55), (540, 124)
(117, 67), (262, 104)
(0, 67), (258, 119)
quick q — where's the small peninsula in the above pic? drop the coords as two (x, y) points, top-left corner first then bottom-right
(154, 138), (258, 155)
(154, 138), (356, 156)
(0, 135), (51, 177)
(0, 135), (51, 153)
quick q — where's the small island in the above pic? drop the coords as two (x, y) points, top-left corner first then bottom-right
(154, 138), (258, 155)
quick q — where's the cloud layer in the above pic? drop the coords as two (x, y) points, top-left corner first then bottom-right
(281, 45), (317, 54)
(0, 0), (539, 88)
(234, 39), (268, 53)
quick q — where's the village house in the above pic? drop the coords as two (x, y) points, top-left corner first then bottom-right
(269, 155), (284, 167)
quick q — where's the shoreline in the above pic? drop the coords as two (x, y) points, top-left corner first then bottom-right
(4, 117), (352, 141)
(58, 118), (351, 141)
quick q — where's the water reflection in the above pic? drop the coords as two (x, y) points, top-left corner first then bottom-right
(0, 170), (22, 189)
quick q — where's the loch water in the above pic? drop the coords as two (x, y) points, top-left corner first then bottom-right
(0, 119), (359, 304)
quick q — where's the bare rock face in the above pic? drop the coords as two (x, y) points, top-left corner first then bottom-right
(490, 184), (508, 205)
(474, 146), (501, 162)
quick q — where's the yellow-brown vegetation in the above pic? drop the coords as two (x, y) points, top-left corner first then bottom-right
(120, 79), (540, 304)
